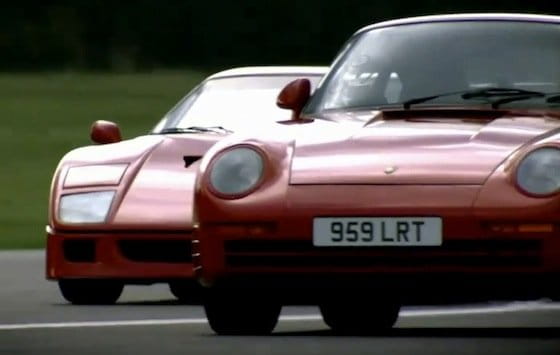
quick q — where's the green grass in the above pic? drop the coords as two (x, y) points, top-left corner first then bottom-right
(0, 70), (209, 249)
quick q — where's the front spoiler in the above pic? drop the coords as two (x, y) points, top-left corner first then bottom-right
(46, 227), (194, 282)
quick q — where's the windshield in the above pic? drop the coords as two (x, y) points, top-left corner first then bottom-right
(305, 21), (560, 113)
(152, 75), (322, 133)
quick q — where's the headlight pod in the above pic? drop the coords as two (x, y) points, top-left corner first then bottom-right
(516, 147), (560, 197)
(208, 147), (265, 197)
(64, 164), (128, 188)
(58, 191), (115, 224)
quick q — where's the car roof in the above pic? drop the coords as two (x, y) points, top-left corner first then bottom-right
(356, 13), (560, 35)
(207, 66), (329, 81)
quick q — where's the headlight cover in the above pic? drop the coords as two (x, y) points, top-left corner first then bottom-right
(209, 147), (264, 197)
(516, 147), (560, 196)
(64, 164), (128, 188)
(58, 191), (116, 224)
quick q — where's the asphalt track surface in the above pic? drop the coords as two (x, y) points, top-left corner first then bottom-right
(1, 250), (559, 355)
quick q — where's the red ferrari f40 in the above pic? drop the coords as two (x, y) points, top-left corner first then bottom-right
(46, 66), (327, 304)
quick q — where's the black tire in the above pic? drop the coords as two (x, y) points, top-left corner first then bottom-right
(169, 280), (204, 304)
(204, 291), (281, 335)
(320, 298), (400, 334)
(58, 279), (123, 305)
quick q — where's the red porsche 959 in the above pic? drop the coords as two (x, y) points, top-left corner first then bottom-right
(46, 66), (327, 304)
(193, 14), (560, 334)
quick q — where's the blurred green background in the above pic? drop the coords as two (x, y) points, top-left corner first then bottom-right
(0, 71), (207, 248)
(2, 1), (560, 248)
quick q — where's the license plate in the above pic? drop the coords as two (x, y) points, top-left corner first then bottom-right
(313, 217), (442, 246)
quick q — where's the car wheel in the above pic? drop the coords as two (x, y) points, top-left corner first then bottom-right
(319, 297), (400, 334)
(58, 279), (124, 305)
(169, 280), (204, 304)
(204, 291), (281, 335)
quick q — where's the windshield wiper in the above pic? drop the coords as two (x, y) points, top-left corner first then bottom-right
(403, 87), (546, 110)
(470, 91), (560, 107)
(158, 126), (233, 134)
(185, 126), (233, 133)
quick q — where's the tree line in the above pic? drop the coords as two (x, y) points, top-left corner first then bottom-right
(2, 1), (559, 71)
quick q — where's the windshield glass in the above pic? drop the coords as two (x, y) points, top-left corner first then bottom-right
(305, 21), (560, 113)
(153, 75), (322, 133)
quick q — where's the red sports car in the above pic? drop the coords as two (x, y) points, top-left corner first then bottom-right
(46, 66), (327, 304)
(193, 14), (560, 334)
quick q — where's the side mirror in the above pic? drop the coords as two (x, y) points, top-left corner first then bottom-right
(277, 79), (311, 121)
(90, 120), (122, 144)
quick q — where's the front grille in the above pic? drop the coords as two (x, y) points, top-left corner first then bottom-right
(119, 240), (192, 263)
(224, 239), (542, 268)
(63, 239), (96, 262)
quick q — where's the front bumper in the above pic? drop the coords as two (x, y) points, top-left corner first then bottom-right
(194, 233), (560, 302)
(194, 185), (560, 301)
(46, 226), (194, 282)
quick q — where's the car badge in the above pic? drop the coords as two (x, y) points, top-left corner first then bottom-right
(384, 166), (398, 174)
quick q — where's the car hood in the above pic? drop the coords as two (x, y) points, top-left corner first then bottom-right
(290, 110), (560, 185)
(59, 133), (221, 230)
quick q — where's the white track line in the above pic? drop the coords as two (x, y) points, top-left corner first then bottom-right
(400, 301), (560, 317)
(1, 303), (558, 331)
(0, 318), (208, 330)
(0, 315), (321, 331)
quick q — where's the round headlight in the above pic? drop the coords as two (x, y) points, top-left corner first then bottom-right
(209, 147), (264, 196)
(516, 147), (560, 196)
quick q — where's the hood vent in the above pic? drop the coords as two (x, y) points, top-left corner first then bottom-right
(183, 156), (201, 168)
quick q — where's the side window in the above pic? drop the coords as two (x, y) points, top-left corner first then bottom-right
(384, 72), (402, 103)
